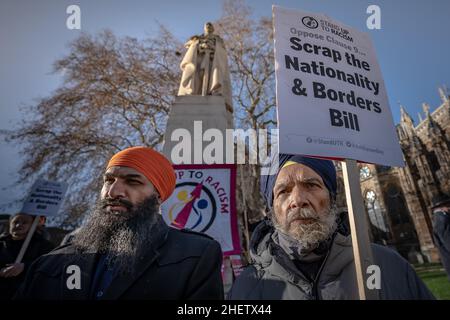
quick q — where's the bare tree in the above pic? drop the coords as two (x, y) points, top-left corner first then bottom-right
(5, 28), (182, 227)
(213, 0), (277, 255)
(5, 0), (276, 237)
(215, 0), (276, 131)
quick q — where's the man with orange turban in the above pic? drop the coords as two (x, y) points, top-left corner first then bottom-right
(15, 146), (224, 300)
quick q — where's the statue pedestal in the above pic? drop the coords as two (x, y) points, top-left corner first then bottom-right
(162, 95), (234, 164)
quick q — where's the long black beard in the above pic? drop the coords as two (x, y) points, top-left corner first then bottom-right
(71, 194), (161, 275)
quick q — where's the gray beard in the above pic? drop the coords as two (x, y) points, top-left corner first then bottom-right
(71, 195), (161, 275)
(273, 203), (338, 252)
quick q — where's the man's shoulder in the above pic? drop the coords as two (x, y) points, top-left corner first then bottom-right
(335, 233), (408, 267)
(25, 244), (78, 275)
(371, 243), (404, 259)
(33, 234), (56, 250)
(235, 264), (260, 281)
(228, 265), (262, 299)
(370, 243), (411, 273)
(38, 243), (79, 262)
(370, 243), (435, 299)
(48, 242), (76, 253)
(157, 227), (221, 265)
(168, 227), (216, 244)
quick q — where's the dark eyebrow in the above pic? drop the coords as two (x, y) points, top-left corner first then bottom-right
(302, 177), (325, 186)
(274, 177), (324, 191)
(103, 173), (145, 180)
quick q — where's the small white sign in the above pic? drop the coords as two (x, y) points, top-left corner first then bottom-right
(21, 179), (68, 217)
(273, 5), (404, 167)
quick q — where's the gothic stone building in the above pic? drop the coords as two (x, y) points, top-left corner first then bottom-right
(335, 87), (450, 264)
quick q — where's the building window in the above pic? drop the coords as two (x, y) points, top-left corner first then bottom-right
(365, 190), (389, 243)
(334, 161), (341, 171)
(386, 185), (412, 225)
(428, 152), (440, 172)
(360, 166), (371, 180)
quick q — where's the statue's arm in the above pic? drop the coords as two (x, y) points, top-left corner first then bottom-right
(185, 35), (200, 48)
(215, 35), (224, 43)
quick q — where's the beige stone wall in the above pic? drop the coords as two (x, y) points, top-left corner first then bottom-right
(392, 90), (449, 262)
(331, 89), (449, 263)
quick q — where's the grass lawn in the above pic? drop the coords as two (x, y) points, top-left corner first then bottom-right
(414, 263), (450, 300)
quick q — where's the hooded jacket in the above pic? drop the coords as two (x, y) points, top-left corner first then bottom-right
(228, 219), (434, 300)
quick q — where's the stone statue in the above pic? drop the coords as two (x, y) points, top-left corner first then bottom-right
(178, 22), (233, 112)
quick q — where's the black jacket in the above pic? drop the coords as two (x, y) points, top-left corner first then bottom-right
(0, 233), (55, 299)
(14, 217), (224, 300)
(433, 211), (450, 280)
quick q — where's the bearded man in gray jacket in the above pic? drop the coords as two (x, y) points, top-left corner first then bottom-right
(229, 154), (434, 300)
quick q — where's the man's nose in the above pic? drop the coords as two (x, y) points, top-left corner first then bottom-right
(288, 185), (309, 209)
(107, 180), (126, 199)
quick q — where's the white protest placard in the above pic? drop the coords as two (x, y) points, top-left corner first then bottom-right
(273, 5), (404, 167)
(21, 179), (68, 217)
(161, 165), (241, 255)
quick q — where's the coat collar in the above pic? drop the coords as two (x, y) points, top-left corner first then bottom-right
(318, 233), (353, 283)
(61, 249), (99, 300)
(250, 220), (354, 286)
(61, 215), (169, 300)
(99, 216), (169, 300)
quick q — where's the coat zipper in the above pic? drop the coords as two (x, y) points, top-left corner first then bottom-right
(311, 237), (335, 300)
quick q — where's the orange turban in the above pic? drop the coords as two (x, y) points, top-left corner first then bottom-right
(106, 146), (176, 202)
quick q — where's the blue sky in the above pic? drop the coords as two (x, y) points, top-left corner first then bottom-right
(1, 0), (449, 212)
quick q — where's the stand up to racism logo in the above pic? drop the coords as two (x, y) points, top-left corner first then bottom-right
(167, 181), (217, 232)
(161, 165), (241, 255)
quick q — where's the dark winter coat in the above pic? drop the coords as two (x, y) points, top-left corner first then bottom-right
(433, 211), (450, 280)
(14, 216), (223, 300)
(0, 233), (55, 299)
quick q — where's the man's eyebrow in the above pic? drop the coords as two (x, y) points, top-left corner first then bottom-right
(274, 182), (290, 191)
(103, 173), (144, 179)
(302, 177), (324, 185)
(274, 177), (324, 189)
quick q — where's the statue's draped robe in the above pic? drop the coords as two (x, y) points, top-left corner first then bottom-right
(178, 37), (232, 108)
